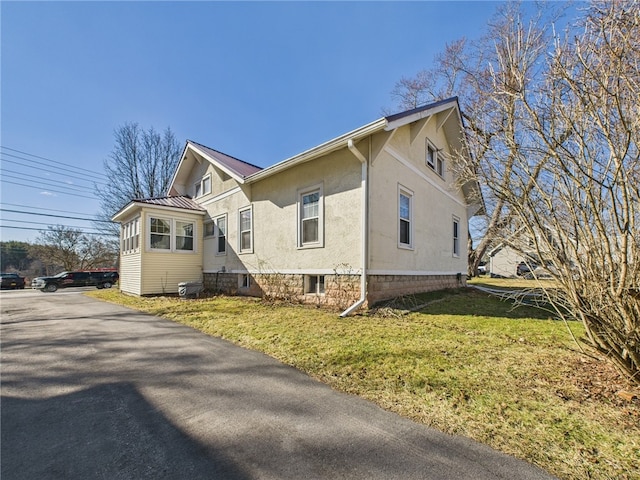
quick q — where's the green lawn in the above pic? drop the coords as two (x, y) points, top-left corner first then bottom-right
(88, 287), (639, 480)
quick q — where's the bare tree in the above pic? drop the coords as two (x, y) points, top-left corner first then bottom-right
(94, 123), (182, 237)
(392, 0), (640, 382)
(29, 225), (117, 273)
(390, 2), (563, 275)
(506, 1), (640, 382)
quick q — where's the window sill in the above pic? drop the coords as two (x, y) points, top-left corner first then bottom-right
(298, 243), (324, 250)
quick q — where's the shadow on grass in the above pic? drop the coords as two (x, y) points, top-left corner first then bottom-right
(373, 288), (560, 321)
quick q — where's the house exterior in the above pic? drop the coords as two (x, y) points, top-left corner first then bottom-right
(112, 97), (484, 314)
(489, 244), (529, 278)
(488, 225), (577, 278)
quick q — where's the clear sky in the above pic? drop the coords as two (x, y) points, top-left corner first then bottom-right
(1, 1), (500, 243)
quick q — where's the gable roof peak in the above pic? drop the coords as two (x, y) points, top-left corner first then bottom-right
(186, 140), (263, 179)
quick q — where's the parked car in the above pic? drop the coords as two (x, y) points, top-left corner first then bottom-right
(0, 272), (26, 289)
(516, 261), (535, 277)
(31, 270), (119, 292)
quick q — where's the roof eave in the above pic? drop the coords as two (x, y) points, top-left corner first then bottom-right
(187, 142), (248, 184)
(112, 201), (206, 222)
(246, 118), (388, 183)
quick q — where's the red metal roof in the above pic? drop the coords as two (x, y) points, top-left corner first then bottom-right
(134, 196), (205, 211)
(187, 140), (262, 179)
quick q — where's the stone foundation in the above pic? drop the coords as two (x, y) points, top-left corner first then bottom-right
(367, 273), (465, 306)
(203, 272), (361, 310)
(203, 272), (465, 310)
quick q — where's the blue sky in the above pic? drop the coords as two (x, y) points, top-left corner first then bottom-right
(1, 1), (501, 243)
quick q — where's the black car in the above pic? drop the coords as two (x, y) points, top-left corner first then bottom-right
(0, 272), (26, 289)
(31, 270), (119, 292)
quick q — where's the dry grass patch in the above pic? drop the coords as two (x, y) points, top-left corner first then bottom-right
(88, 288), (639, 480)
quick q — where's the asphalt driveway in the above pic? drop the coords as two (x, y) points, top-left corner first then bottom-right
(1, 290), (557, 479)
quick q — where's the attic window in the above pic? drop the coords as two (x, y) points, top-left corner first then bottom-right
(426, 140), (444, 177)
(195, 174), (212, 198)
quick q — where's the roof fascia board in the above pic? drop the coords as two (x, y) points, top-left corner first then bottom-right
(188, 144), (246, 184)
(385, 99), (459, 131)
(112, 202), (139, 222)
(113, 201), (206, 222)
(167, 142), (191, 195)
(246, 118), (387, 183)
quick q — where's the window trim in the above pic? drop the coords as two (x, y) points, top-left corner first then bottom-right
(175, 220), (195, 252)
(149, 216), (172, 251)
(121, 216), (140, 254)
(453, 216), (461, 257)
(195, 173), (212, 198)
(146, 214), (197, 253)
(304, 274), (325, 295)
(214, 214), (227, 256)
(239, 273), (251, 289)
(426, 139), (444, 178)
(398, 185), (414, 250)
(297, 184), (324, 249)
(238, 205), (253, 254)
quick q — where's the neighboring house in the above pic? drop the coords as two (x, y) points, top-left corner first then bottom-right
(112, 97), (484, 314)
(489, 243), (532, 278)
(489, 225), (575, 278)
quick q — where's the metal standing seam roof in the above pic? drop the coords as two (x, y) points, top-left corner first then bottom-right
(133, 196), (206, 211)
(187, 140), (263, 179)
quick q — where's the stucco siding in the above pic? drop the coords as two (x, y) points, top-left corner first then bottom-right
(203, 149), (363, 275)
(368, 124), (468, 275)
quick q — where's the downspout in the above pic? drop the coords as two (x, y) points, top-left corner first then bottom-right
(340, 138), (369, 317)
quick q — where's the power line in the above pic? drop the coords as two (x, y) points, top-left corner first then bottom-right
(1, 172), (97, 195)
(0, 152), (107, 183)
(3, 218), (106, 230)
(1, 180), (96, 200)
(0, 160), (108, 187)
(0, 225), (112, 236)
(0, 202), (102, 217)
(0, 208), (115, 223)
(0, 146), (109, 180)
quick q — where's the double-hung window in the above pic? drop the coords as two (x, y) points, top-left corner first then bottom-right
(398, 187), (413, 249)
(150, 218), (171, 250)
(176, 221), (194, 251)
(453, 217), (460, 257)
(214, 215), (226, 255)
(298, 185), (323, 248)
(239, 207), (252, 253)
(149, 216), (195, 252)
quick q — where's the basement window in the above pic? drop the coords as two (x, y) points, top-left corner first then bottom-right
(305, 275), (325, 295)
